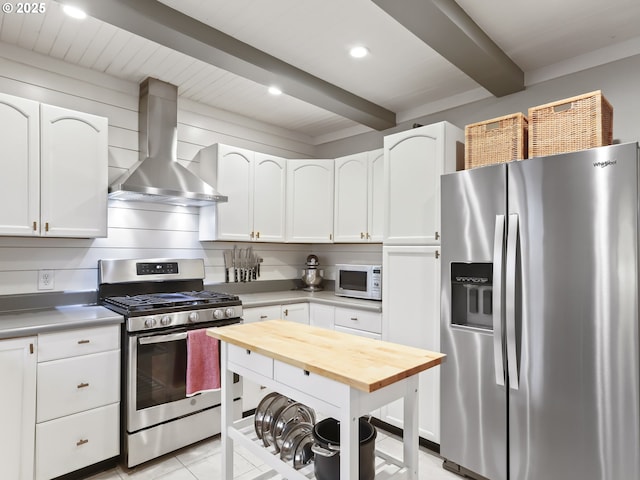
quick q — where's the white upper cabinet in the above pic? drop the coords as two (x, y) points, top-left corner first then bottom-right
(40, 104), (108, 238)
(253, 152), (287, 242)
(334, 149), (383, 243)
(286, 159), (334, 243)
(383, 122), (463, 245)
(0, 93), (39, 236)
(0, 94), (108, 238)
(198, 144), (286, 242)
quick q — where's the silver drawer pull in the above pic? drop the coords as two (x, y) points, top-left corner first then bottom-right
(260, 315), (268, 319)
(77, 382), (89, 389)
(350, 317), (358, 321)
(77, 339), (90, 344)
(76, 439), (88, 446)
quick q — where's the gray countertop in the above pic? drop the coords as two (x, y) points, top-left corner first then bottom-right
(238, 290), (383, 312)
(0, 305), (124, 339)
(0, 284), (380, 340)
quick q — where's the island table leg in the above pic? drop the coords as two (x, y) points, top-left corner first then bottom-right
(220, 341), (234, 480)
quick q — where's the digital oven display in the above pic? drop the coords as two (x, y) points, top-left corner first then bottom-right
(136, 262), (179, 275)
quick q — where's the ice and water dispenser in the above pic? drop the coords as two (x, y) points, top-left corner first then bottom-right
(450, 262), (494, 330)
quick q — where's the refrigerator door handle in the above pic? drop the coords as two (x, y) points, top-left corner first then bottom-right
(506, 213), (520, 390)
(492, 214), (506, 386)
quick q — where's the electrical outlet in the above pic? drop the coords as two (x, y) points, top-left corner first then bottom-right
(38, 270), (54, 290)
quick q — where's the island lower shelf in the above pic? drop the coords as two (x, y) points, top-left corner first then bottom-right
(208, 319), (445, 480)
(229, 416), (410, 480)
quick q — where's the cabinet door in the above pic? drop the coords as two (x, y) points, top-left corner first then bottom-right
(253, 153), (287, 242)
(281, 303), (309, 324)
(40, 105), (108, 237)
(286, 160), (334, 243)
(0, 336), (37, 480)
(215, 145), (254, 241)
(383, 122), (462, 245)
(334, 153), (368, 242)
(309, 303), (335, 330)
(381, 246), (441, 443)
(368, 149), (384, 242)
(0, 93), (40, 236)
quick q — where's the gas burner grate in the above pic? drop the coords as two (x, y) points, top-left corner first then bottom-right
(102, 290), (240, 313)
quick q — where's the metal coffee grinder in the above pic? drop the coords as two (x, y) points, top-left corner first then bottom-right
(301, 254), (324, 291)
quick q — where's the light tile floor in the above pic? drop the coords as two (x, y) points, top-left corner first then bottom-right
(86, 430), (462, 480)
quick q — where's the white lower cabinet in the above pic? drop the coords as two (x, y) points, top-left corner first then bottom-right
(0, 336), (37, 480)
(334, 307), (381, 335)
(309, 303), (334, 330)
(242, 305), (282, 325)
(35, 404), (120, 480)
(381, 246), (441, 444)
(281, 303), (309, 324)
(35, 325), (120, 480)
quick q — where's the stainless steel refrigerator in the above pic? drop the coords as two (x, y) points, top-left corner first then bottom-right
(440, 142), (640, 480)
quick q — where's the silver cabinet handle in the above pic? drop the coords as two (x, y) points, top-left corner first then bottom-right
(493, 215), (506, 387)
(77, 382), (89, 389)
(260, 315), (268, 319)
(139, 332), (187, 345)
(350, 317), (358, 321)
(76, 439), (88, 446)
(506, 213), (520, 390)
(77, 339), (90, 345)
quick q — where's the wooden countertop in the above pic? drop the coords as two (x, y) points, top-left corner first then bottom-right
(208, 319), (445, 393)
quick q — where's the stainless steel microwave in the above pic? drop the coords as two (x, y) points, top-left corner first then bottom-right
(335, 264), (382, 300)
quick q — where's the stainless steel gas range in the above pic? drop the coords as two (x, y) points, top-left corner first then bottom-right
(98, 258), (243, 468)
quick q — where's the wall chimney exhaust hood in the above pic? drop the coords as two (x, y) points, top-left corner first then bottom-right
(108, 78), (227, 206)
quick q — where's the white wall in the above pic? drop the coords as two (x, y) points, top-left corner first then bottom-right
(0, 44), (383, 295)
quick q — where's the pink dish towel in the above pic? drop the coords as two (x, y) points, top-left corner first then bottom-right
(186, 328), (221, 396)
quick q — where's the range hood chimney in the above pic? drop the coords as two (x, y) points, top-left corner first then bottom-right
(108, 78), (227, 206)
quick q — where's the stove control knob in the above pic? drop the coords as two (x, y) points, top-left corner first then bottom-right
(144, 318), (157, 328)
(213, 309), (224, 320)
(188, 312), (199, 323)
(160, 315), (172, 326)
(225, 308), (235, 318)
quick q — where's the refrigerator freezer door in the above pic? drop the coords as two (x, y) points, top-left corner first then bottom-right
(441, 164), (508, 480)
(508, 142), (640, 480)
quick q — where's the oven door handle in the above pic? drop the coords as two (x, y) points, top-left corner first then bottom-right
(138, 332), (188, 345)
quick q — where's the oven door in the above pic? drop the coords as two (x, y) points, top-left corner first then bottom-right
(126, 321), (241, 433)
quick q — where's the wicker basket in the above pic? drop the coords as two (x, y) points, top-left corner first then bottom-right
(464, 113), (528, 169)
(528, 90), (613, 158)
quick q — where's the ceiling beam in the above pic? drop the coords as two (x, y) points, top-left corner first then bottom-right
(65, 0), (397, 130)
(372, 0), (524, 97)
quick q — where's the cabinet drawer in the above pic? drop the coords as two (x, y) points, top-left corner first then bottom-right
(35, 403), (119, 480)
(228, 344), (273, 378)
(37, 350), (120, 422)
(334, 309), (381, 334)
(38, 325), (120, 362)
(274, 360), (343, 405)
(334, 324), (381, 340)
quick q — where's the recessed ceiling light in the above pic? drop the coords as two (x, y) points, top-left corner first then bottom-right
(349, 46), (369, 59)
(268, 86), (282, 96)
(62, 4), (87, 20)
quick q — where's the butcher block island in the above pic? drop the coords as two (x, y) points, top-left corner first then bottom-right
(208, 319), (445, 480)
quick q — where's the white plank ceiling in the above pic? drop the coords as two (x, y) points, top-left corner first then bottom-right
(1, 0), (640, 142)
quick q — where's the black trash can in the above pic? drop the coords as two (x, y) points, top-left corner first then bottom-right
(311, 417), (377, 480)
